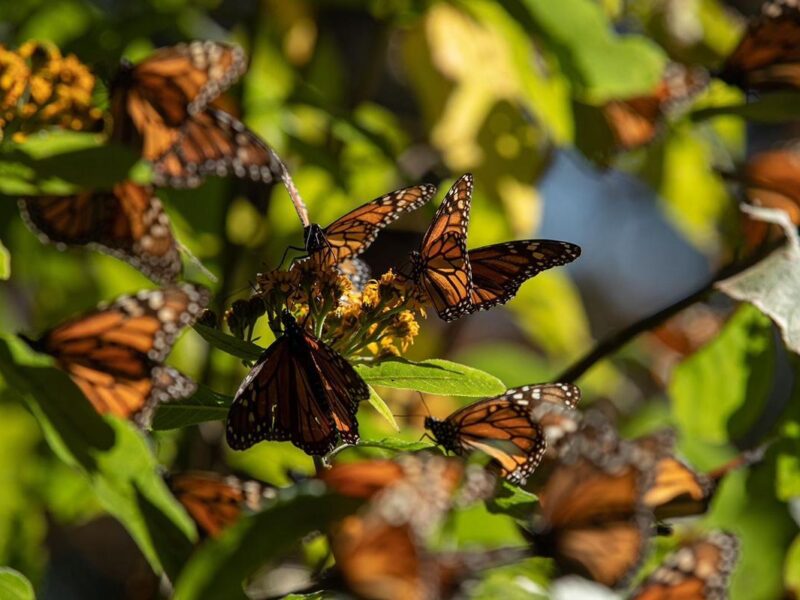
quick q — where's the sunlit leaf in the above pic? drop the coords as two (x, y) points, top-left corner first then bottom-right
(670, 304), (774, 444)
(355, 438), (436, 453)
(0, 240), (8, 280)
(717, 205), (800, 355)
(0, 568), (34, 600)
(172, 484), (360, 600)
(366, 386), (399, 432)
(486, 481), (538, 521)
(786, 534), (800, 597)
(355, 358), (505, 397)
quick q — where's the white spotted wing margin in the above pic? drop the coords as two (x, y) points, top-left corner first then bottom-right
(225, 320), (368, 456)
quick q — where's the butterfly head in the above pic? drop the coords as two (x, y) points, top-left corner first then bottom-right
(424, 416), (456, 449)
(408, 250), (424, 280)
(17, 332), (45, 353)
(303, 224), (327, 254)
(280, 309), (300, 331)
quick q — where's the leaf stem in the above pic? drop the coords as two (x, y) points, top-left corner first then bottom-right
(556, 238), (784, 383)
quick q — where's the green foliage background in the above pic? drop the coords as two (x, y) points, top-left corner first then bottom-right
(0, 0), (798, 598)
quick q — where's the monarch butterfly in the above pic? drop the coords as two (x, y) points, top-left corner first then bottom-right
(720, 149), (800, 249)
(226, 310), (369, 456)
(110, 42), (298, 210)
(166, 471), (275, 538)
(630, 531), (739, 600)
(719, 0), (800, 91)
(19, 181), (181, 285)
(465, 240), (581, 313)
(602, 63), (708, 151)
(338, 257), (372, 291)
(19, 283), (209, 427)
(305, 184), (436, 269)
(525, 453), (654, 588)
(322, 453), (493, 536)
(424, 383), (580, 485)
(408, 174), (473, 321)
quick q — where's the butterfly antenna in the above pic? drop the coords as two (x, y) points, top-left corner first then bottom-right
(276, 156), (311, 228)
(417, 391), (432, 418)
(177, 242), (218, 283)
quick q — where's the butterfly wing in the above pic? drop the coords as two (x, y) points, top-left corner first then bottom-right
(167, 471), (274, 538)
(112, 42), (246, 159)
(466, 240), (580, 312)
(152, 108), (286, 189)
(337, 258), (372, 291)
(20, 182), (181, 285)
(413, 174), (473, 321)
(533, 457), (652, 588)
(310, 184), (436, 266)
(720, 1), (800, 91)
(433, 394), (546, 485)
(33, 283), (209, 426)
(631, 532), (739, 600)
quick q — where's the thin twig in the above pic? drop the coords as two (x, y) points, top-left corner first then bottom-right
(556, 238), (784, 383)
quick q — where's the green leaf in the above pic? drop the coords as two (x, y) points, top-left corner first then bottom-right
(0, 240), (8, 280)
(0, 568), (34, 600)
(355, 358), (506, 397)
(172, 484), (360, 600)
(0, 338), (195, 578)
(486, 480), (538, 521)
(151, 386), (231, 431)
(692, 93), (800, 124)
(194, 324), (264, 362)
(670, 304), (774, 444)
(786, 534), (800, 596)
(510, 0), (665, 102)
(717, 206), (800, 355)
(356, 438), (436, 453)
(365, 385), (398, 431)
(0, 132), (142, 194)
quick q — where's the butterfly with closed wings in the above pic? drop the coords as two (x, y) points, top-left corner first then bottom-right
(424, 383), (580, 485)
(226, 309), (369, 456)
(19, 283), (209, 427)
(19, 180), (182, 285)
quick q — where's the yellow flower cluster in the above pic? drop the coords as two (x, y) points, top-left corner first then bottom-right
(253, 263), (424, 359)
(0, 42), (102, 141)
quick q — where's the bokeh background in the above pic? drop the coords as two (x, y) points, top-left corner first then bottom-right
(0, 0), (798, 598)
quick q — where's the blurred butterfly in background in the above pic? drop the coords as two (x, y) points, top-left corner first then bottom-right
(109, 42), (301, 214)
(337, 257), (372, 291)
(226, 310), (369, 456)
(601, 63), (709, 152)
(19, 283), (209, 427)
(464, 240), (581, 314)
(719, 148), (800, 249)
(166, 470), (276, 538)
(718, 0), (800, 92)
(407, 174), (473, 321)
(19, 180), (182, 285)
(423, 383), (580, 485)
(524, 444), (654, 588)
(630, 531), (739, 600)
(304, 183), (436, 270)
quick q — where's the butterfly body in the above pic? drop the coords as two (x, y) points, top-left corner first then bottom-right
(226, 310), (369, 456)
(21, 284), (209, 427)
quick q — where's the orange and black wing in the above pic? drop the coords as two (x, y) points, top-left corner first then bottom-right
(531, 456), (652, 588)
(20, 181), (181, 285)
(26, 284), (209, 426)
(411, 174), (473, 321)
(167, 471), (274, 538)
(338, 258), (372, 291)
(226, 320), (368, 455)
(307, 184), (436, 267)
(644, 455), (715, 520)
(466, 240), (580, 312)
(603, 63), (708, 151)
(631, 532), (739, 600)
(152, 108), (286, 189)
(111, 42), (246, 159)
(719, 0), (800, 91)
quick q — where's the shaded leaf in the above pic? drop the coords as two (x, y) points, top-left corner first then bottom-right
(194, 324), (264, 362)
(356, 358), (506, 397)
(0, 338), (195, 578)
(0, 240), (8, 280)
(0, 568), (34, 600)
(670, 304), (774, 444)
(486, 481), (538, 521)
(172, 484), (360, 600)
(692, 93), (800, 124)
(152, 386), (231, 431)
(717, 205), (800, 355)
